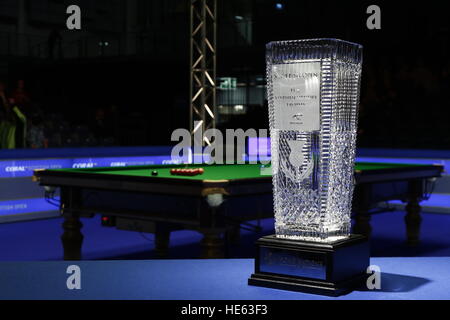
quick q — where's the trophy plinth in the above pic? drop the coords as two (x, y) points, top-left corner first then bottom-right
(248, 39), (369, 295)
(248, 235), (369, 296)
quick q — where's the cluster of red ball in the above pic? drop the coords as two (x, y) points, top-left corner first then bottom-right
(170, 168), (204, 176)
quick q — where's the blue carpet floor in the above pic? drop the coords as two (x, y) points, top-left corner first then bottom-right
(0, 210), (450, 261)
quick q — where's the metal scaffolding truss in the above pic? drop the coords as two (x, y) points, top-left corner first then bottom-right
(190, 0), (217, 147)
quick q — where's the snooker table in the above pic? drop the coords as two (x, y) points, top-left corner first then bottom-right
(33, 162), (443, 260)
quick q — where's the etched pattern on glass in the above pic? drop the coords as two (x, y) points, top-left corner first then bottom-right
(267, 39), (363, 242)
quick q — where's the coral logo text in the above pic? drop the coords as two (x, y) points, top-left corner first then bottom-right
(5, 166), (26, 172)
(72, 163), (94, 169)
(110, 162), (127, 167)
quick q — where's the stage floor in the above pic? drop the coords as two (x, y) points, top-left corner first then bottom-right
(0, 257), (448, 300)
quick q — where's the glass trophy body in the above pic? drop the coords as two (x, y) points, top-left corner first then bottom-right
(249, 39), (370, 296)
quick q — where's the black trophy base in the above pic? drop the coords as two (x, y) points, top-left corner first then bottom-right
(248, 234), (370, 297)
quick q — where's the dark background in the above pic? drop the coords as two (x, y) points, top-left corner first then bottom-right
(0, 0), (449, 149)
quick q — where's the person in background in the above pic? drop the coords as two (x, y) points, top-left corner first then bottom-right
(11, 80), (31, 115)
(0, 84), (15, 149)
(10, 80), (33, 148)
(27, 114), (46, 149)
(9, 98), (27, 149)
(0, 82), (7, 116)
(8, 98), (27, 149)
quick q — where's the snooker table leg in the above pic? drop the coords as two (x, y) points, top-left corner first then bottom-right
(405, 180), (423, 246)
(227, 226), (241, 245)
(154, 229), (170, 258)
(60, 187), (84, 260)
(198, 196), (226, 258)
(353, 185), (372, 238)
(61, 214), (84, 261)
(200, 231), (225, 259)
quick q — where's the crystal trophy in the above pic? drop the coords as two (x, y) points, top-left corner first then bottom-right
(249, 39), (369, 296)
